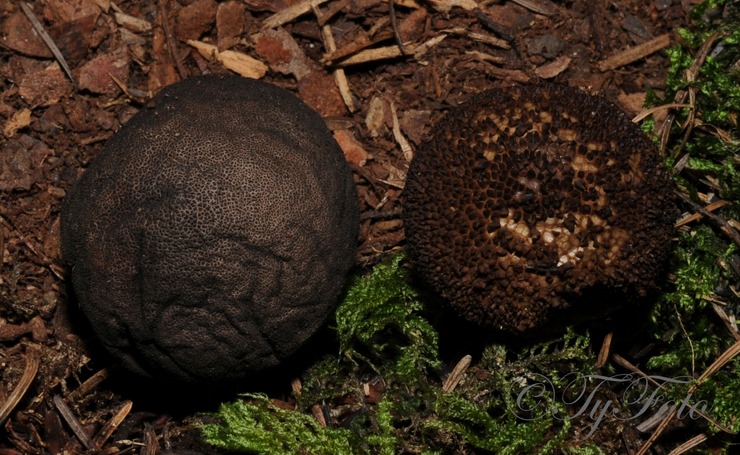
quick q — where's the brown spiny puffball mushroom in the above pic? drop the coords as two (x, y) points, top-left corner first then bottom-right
(61, 75), (359, 382)
(402, 83), (678, 334)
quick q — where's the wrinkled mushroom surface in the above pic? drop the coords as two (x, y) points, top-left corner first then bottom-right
(62, 75), (359, 382)
(403, 83), (677, 334)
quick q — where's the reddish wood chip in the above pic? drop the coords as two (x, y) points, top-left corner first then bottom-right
(298, 70), (347, 117)
(50, 13), (100, 61)
(1, 11), (53, 57)
(398, 8), (428, 43)
(176, 0), (217, 41)
(254, 27), (315, 78)
(216, 1), (247, 50)
(333, 129), (369, 167)
(77, 51), (130, 95)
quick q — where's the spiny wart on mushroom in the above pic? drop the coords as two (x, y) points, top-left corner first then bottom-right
(402, 83), (678, 334)
(61, 75), (359, 382)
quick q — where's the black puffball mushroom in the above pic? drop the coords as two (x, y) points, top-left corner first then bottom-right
(402, 83), (678, 334)
(61, 75), (359, 382)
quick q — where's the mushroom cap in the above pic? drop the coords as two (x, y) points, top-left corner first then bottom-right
(402, 83), (677, 334)
(61, 75), (359, 382)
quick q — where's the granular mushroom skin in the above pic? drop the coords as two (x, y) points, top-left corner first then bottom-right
(61, 75), (359, 382)
(403, 83), (678, 334)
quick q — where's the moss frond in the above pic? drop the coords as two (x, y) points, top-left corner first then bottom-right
(199, 394), (353, 454)
(334, 253), (440, 382)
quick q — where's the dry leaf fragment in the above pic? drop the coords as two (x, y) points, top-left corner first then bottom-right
(4, 109), (32, 138)
(187, 40), (268, 79)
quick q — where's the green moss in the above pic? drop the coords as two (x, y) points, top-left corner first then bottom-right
(200, 257), (605, 453)
(199, 394), (353, 454)
(642, 0), (740, 441)
(334, 253), (440, 382)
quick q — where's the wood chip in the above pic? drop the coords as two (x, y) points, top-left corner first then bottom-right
(291, 378), (302, 397)
(261, 0), (331, 30)
(186, 40), (268, 79)
(445, 27), (510, 49)
(113, 11), (152, 33)
(674, 199), (731, 228)
(141, 424), (158, 455)
(322, 30), (395, 64)
(442, 355), (472, 392)
(426, 0), (478, 12)
(365, 96), (387, 138)
(480, 64), (531, 83)
(92, 400), (132, 448)
(334, 35), (446, 67)
(598, 33), (671, 71)
(390, 101), (413, 162)
(68, 368), (110, 402)
(311, 404), (327, 428)
(334, 129), (369, 166)
(595, 332), (612, 368)
(316, 10), (355, 112)
(535, 55), (571, 78)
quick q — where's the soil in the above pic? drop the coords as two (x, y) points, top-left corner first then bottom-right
(0, 0), (700, 453)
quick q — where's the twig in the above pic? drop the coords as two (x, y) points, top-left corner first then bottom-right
(676, 190), (740, 247)
(54, 395), (97, 451)
(474, 8), (514, 42)
(636, 340), (740, 455)
(598, 33), (671, 71)
(388, 0), (406, 55)
(674, 199), (731, 228)
(159, 0), (186, 80)
(632, 103), (694, 123)
(18, 2), (75, 86)
(360, 209), (402, 221)
(708, 300), (740, 341)
(390, 100), (413, 161)
(93, 400), (133, 448)
(317, 0), (352, 26)
(666, 433), (708, 455)
(657, 30), (726, 154)
(323, 30), (396, 64)
(312, 2), (355, 112)
(596, 332), (613, 368)
(0, 344), (40, 426)
(68, 368), (110, 402)
(261, 0), (331, 30)
(332, 36), (441, 67)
